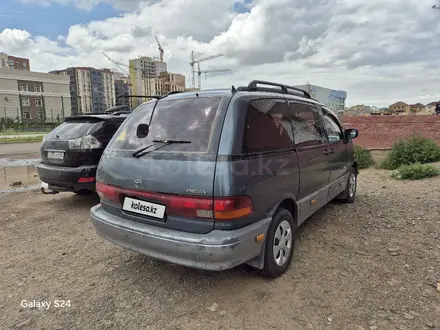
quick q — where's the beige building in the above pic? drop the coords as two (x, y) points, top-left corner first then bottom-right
(389, 101), (409, 114)
(102, 69), (115, 109)
(0, 68), (71, 122)
(155, 72), (186, 96)
(0, 52), (30, 71)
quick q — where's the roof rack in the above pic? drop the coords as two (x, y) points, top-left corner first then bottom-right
(236, 80), (311, 99)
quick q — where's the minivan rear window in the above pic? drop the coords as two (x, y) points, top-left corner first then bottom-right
(109, 97), (222, 153)
(45, 119), (102, 140)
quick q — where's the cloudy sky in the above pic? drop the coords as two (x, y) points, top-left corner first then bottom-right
(1, 0), (440, 107)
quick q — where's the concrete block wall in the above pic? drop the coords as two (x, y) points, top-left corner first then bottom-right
(340, 115), (440, 149)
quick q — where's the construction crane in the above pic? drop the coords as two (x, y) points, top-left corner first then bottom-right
(155, 36), (164, 62)
(102, 52), (130, 77)
(190, 51), (223, 90)
(102, 52), (153, 102)
(197, 67), (231, 90)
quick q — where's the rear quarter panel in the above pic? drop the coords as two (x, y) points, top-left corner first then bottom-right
(214, 94), (300, 229)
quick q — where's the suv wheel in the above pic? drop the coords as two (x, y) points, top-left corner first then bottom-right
(339, 168), (357, 203)
(263, 208), (296, 278)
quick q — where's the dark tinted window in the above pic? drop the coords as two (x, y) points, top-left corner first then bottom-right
(288, 102), (324, 147)
(323, 111), (343, 143)
(109, 97), (221, 153)
(243, 99), (294, 154)
(45, 119), (102, 140)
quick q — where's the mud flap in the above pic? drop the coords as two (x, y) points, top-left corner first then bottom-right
(244, 238), (267, 270)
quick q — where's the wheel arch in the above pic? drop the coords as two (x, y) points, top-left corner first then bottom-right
(245, 195), (298, 270)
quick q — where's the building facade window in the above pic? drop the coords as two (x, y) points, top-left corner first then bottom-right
(23, 112), (31, 119)
(1, 58), (5, 68)
(37, 111), (44, 120)
(21, 97), (30, 106)
(35, 98), (43, 106)
(34, 85), (42, 93)
(19, 84), (28, 92)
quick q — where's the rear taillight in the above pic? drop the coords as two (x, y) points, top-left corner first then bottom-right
(69, 134), (101, 150)
(213, 196), (254, 220)
(96, 183), (254, 220)
(96, 182), (120, 203)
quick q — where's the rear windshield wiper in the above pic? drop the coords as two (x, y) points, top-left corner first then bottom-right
(132, 139), (191, 158)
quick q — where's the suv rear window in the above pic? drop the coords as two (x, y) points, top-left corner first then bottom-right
(45, 119), (102, 140)
(109, 97), (222, 153)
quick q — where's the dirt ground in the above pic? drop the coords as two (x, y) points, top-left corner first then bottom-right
(0, 168), (439, 330)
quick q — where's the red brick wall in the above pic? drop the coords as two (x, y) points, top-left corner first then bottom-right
(340, 115), (440, 149)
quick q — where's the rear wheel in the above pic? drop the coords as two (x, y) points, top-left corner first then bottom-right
(263, 208), (296, 278)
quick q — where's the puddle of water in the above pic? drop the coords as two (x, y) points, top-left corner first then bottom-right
(0, 158), (41, 167)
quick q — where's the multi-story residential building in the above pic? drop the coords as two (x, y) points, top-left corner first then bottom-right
(155, 72), (186, 97)
(389, 101), (409, 114)
(51, 67), (116, 115)
(294, 84), (347, 114)
(129, 56), (168, 106)
(409, 103), (425, 114)
(114, 75), (131, 106)
(0, 52), (30, 71)
(425, 102), (438, 114)
(0, 68), (71, 122)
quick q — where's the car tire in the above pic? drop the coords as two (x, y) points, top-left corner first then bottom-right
(339, 168), (357, 204)
(263, 208), (296, 278)
(73, 189), (94, 195)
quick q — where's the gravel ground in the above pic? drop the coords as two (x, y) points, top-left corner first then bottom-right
(0, 168), (439, 330)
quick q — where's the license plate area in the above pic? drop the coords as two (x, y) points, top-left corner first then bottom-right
(122, 197), (166, 220)
(47, 151), (65, 160)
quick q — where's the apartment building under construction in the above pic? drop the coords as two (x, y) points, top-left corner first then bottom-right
(128, 56), (185, 106)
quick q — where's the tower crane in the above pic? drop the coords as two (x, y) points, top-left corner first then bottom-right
(197, 67), (231, 90)
(102, 52), (129, 78)
(102, 52), (153, 102)
(155, 36), (164, 62)
(190, 51), (223, 90)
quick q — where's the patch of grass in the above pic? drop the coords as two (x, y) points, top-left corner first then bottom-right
(0, 136), (43, 143)
(355, 145), (375, 169)
(381, 133), (440, 170)
(391, 162), (440, 180)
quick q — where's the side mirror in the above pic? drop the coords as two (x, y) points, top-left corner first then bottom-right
(344, 128), (358, 140)
(136, 123), (150, 138)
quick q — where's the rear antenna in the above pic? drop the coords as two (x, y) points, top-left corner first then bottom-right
(231, 85), (237, 93)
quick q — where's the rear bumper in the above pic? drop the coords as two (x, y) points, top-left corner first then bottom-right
(36, 163), (97, 192)
(90, 204), (271, 271)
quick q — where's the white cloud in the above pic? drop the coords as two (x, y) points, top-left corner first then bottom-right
(3, 0), (440, 106)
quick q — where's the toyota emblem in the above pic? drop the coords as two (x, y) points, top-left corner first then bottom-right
(133, 179), (142, 188)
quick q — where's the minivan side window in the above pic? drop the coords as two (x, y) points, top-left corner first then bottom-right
(243, 99), (294, 154)
(323, 113), (343, 143)
(288, 102), (325, 148)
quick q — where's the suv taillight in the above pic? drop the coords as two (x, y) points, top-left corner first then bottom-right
(96, 182), (254, 220)
(69, 134), (102, 150)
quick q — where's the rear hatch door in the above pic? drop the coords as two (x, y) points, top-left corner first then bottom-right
(98, 96), (226, 234)
(41, 117), (108, 167)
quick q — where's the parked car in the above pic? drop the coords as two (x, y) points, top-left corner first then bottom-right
(37, 112), (129, 195)
(90, 80), (359, 278)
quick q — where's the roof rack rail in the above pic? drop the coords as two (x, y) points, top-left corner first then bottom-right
(115, 94), (161, 105)
(236, 80), (311, 99)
